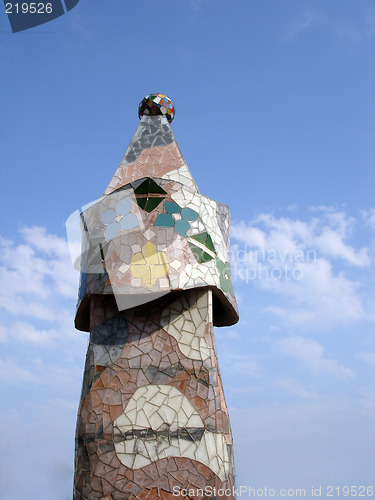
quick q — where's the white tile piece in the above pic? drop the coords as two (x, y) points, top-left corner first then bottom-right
(160, 290), (211, 361)
(113, 384), (230, 480)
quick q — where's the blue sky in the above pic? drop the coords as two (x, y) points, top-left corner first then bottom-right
(1, 1), (374, 498)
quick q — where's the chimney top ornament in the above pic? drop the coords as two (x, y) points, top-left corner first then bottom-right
(138, 93), (175, 123)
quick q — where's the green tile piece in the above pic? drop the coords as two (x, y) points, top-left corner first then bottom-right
(136, 198), (147, 210)
(144, 197), (164, 213)
(191, 232), (216, 254)
(191, 232), (208, 245)
(189, 243), (204, 262)
(134, 178), (166, 195)
(148, 179), (167, 194)
(189, 243), (214, 263)
(224, 263), (231, 278)
(228, 279), (235, 297)
(216, 258), (225, 273)
(134, 179), (150, 195)
(202, 251), (214, 263)
(205, 234), (216, 253)
(220, 273), (229, 293)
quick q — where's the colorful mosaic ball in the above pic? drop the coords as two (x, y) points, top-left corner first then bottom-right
(138, 93), (175, 123)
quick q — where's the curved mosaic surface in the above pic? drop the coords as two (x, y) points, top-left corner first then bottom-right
(75, 113), (238, 331)
(76, 177), (237, 329)
(114, 384), (230, 480)
(74, 291), (236, 499)
(160, 292), (210, 361)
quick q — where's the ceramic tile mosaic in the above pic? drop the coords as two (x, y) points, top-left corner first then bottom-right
(138, 93), (175, 123)
(75, 115), (238, 330)
(73, 95), (239, 499)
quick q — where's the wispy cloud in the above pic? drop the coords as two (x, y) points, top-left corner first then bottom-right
(0, 227), (78, 319)
(333, 7), (375, 43)
(286, 12), (324, 40)
(286, 6), (375, 43)
(362, 208), (375, 231)
(10, 321), (60, 344)
(0, 224), (85, 499)
(0, 354), (84, 389)
(0, 358), (39, 384)
(233, 209), (369, 267)
(275, 377), (318, 399)
(0, 225), (372, 496)
(275, 336), (353, 379)
(231, 208), (371, 329)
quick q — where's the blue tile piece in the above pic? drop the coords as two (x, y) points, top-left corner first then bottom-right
(164, 201), (181, 214)
(181, 207), (199, 221)
(174, 219), (190, 237)
(120, 213), (138, 230)
(116, 197), (132, 215)
(102, 209), (116, 224)
(154, 213), (174, 227)
(105, 222), (120, 241)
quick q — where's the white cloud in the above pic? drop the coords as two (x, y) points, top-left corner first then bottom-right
(0, 358), (39, 384)
(362, 208), (375, 230)
(11, 321), (60, 344)
(219, 350), (260, 378)
(314, 208), (355, 236)
(275, 336), (353, 379)
(21, 226), (79, 298)
(315, 228), (369, 267)
(0, 227), (78, 319)
(0, 224), (372, 497)
(231, 209), (371, 328)
(233, 210), (369, 267)
(20, 226), (70, 258)
(265, 258), (364, 324)
(275, 378), (318, 399)
(0, 226), (86, 360)
(0, 354), (84, 390)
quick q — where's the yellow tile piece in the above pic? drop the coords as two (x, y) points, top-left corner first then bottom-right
(130, 241), (169, 289)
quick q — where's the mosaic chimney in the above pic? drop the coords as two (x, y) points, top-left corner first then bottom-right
(73, 93), (239, 500)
